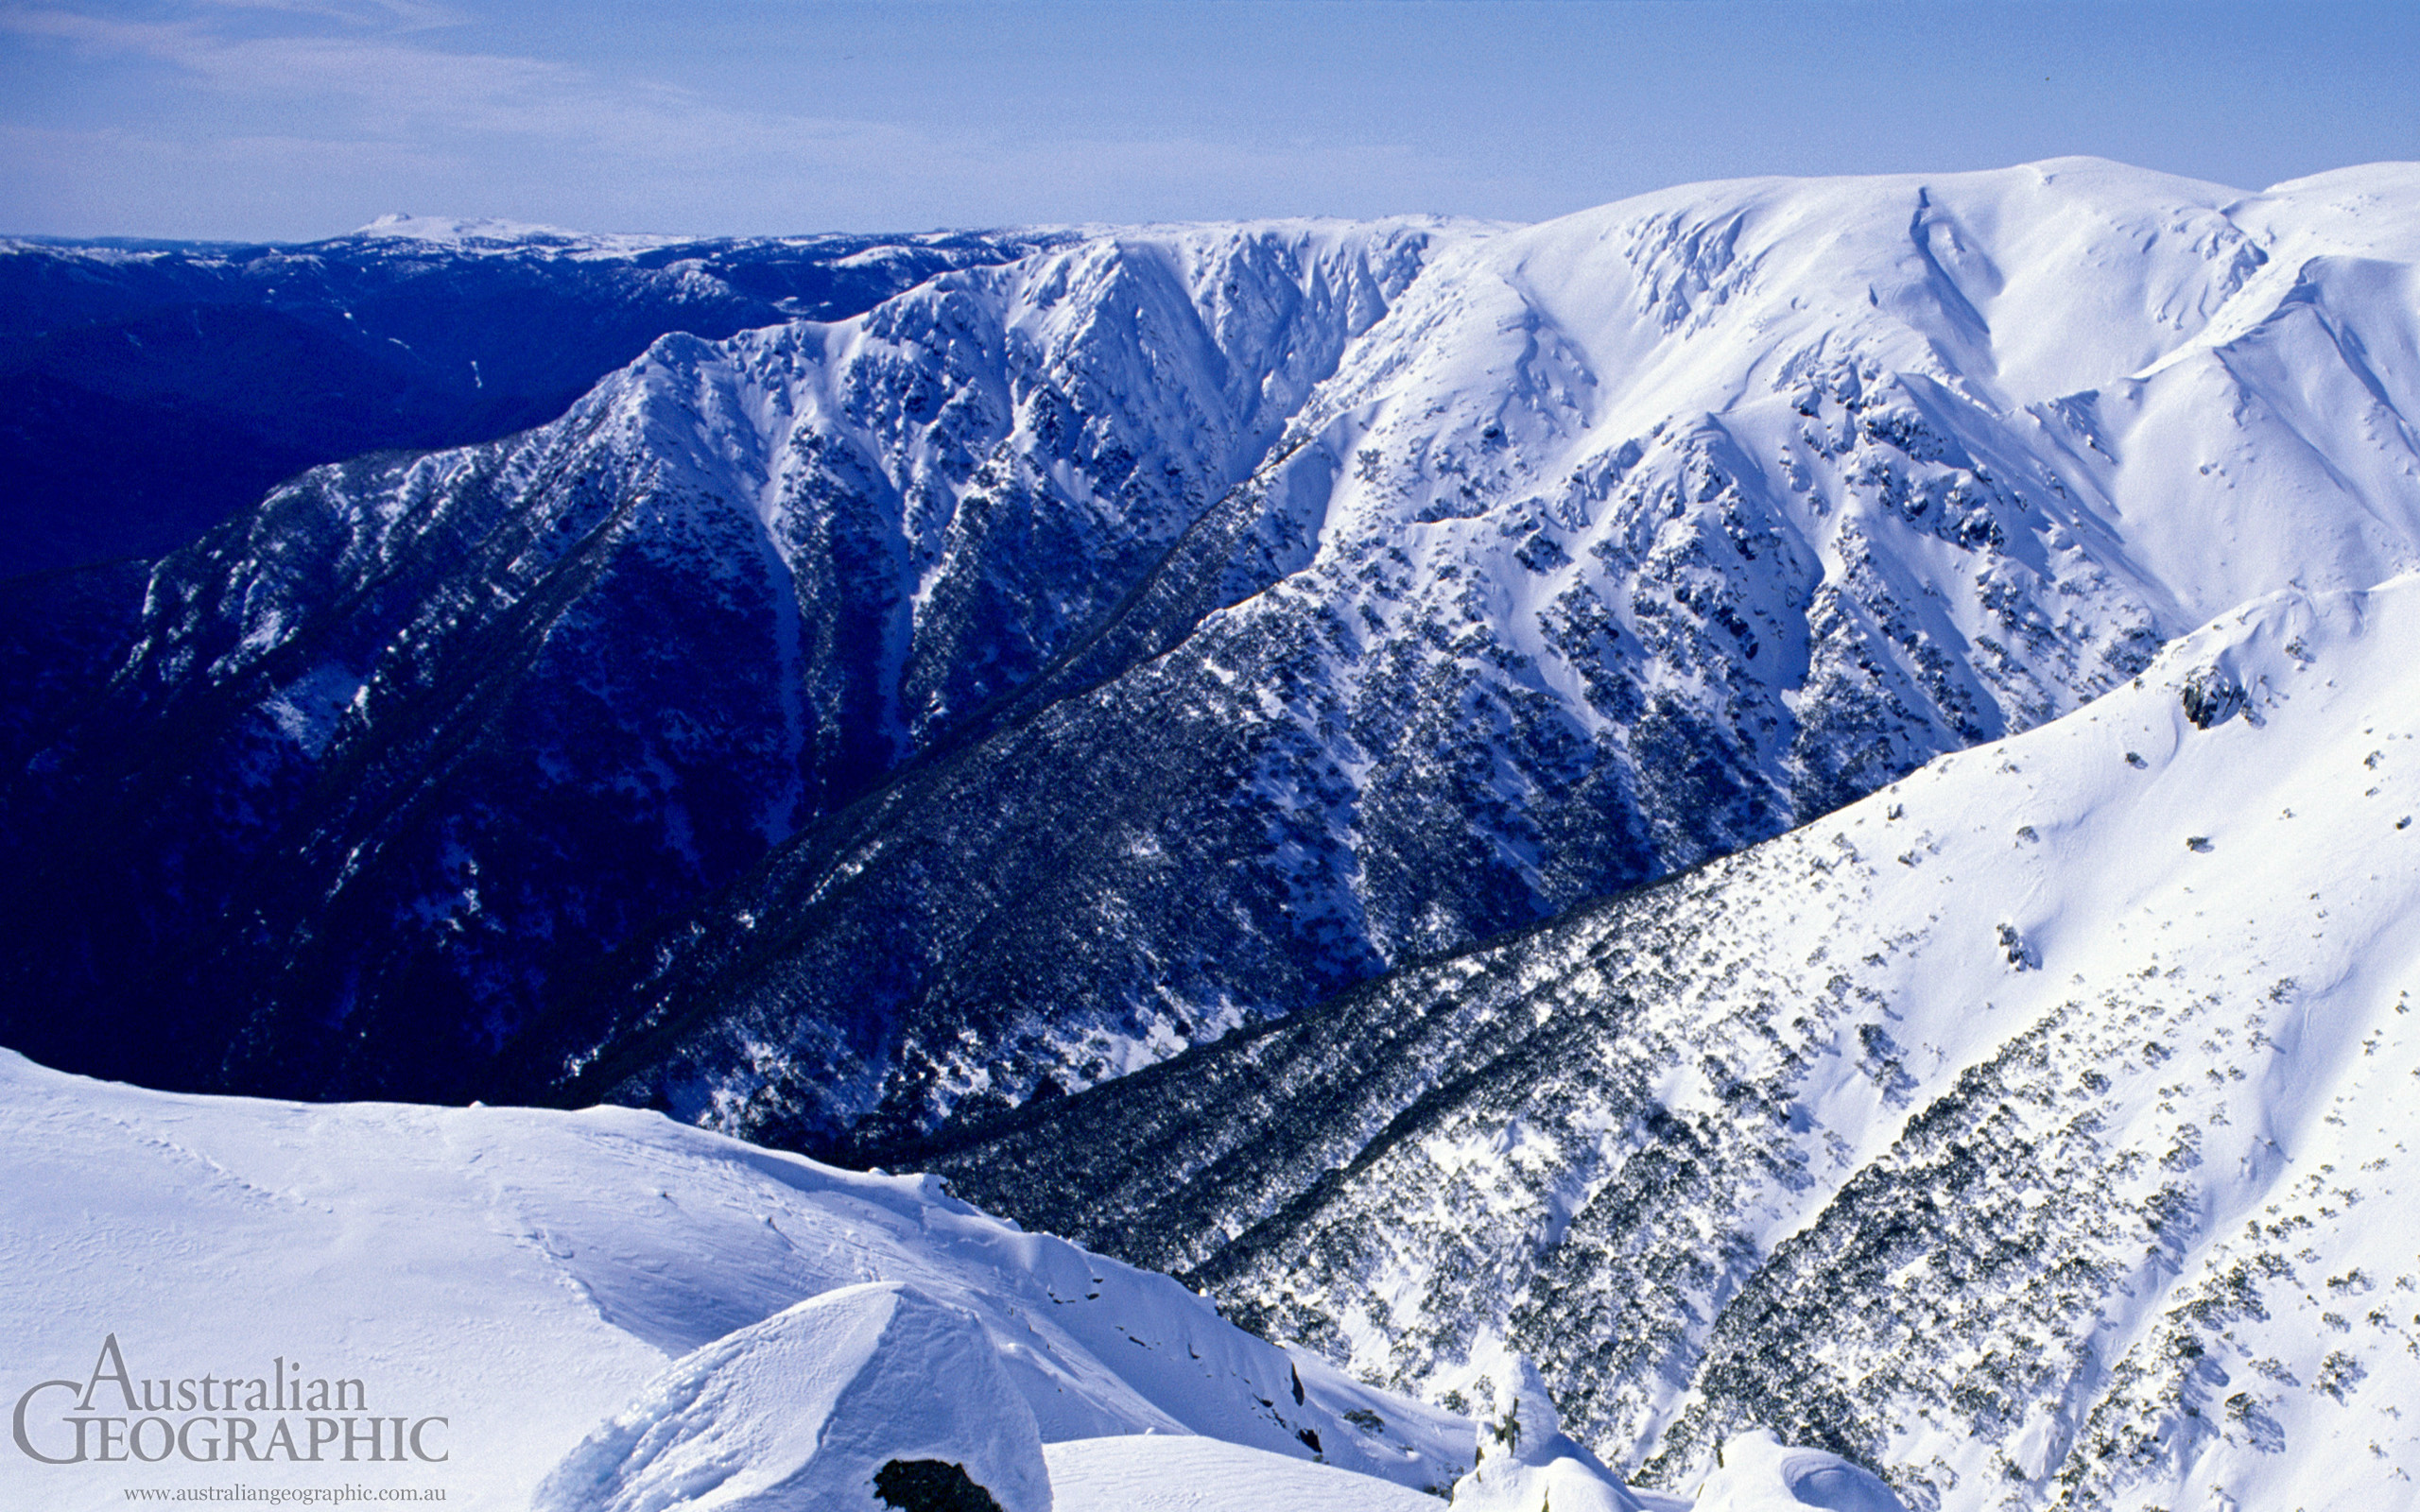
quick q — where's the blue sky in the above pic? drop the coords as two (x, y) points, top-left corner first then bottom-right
(3, 0), (2415, 241)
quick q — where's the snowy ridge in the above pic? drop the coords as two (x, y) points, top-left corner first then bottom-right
(0, 1040), (1894, 1509)
(0, 221), (1076, 575)
(531, 1281), (1056, 1512)
(1210, 156), (2420, 861)
(574, 213), (1464, 752)
(346, 212), (662, 249)
(924, 570), (2420, 1509)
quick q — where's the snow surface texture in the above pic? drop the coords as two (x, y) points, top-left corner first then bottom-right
(13, 162), (2420, 1154)
(1045, 1435), (1443, 1512)
(928, 571), (2420, 1509)
(0, 1053), (1470, 1509)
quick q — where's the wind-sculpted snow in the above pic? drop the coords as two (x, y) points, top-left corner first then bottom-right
(1446, 1356), (1660, 1511)
(559, 160), (2420, 1147)
(0, 1049), (1472, 1509)
(531, 1282), (1055, 1512)
(1044, 1435), (1450, 1512)
(0, 217), (1457, 1106)
(915, 574), (2420, 1510)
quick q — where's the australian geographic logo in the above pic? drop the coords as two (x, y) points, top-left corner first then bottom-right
(13, 1336), (448, 1467)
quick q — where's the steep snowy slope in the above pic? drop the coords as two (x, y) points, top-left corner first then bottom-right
(0, 217), (1461, 1108)
(0, 224), (1068, 575)
(917, 571), (2420, 1511)
(0, 1049), (1472, 1509)
(563, 160), (2420, 1148)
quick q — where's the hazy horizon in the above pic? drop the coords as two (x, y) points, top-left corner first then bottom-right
(5, 1), (2418, 243)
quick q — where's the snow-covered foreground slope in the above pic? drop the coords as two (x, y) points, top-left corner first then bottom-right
(925, 571), (2420, 1509)
(0, 1051), (1475, 1509)
(1689, 1434), (1908, 1512)
(1045, 1435), (1448, 1512)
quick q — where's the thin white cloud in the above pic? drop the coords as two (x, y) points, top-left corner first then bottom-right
(195, 0), (466, 29)
(4, 2), (587, 119)
(0, 0), (1517, 235)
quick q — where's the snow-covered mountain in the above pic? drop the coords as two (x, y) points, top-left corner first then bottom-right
(557, 158), (2420, 1147)
(8, 160), (2420, 1160)
(346, 212), (687, 249)
(11, 156), (2418, 1511)
(915, 570), (2420, 1510)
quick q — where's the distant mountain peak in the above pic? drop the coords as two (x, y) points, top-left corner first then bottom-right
(345, 212), (683, 251)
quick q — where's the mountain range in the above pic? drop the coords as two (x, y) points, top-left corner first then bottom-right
(9, 159), (2419, 1153)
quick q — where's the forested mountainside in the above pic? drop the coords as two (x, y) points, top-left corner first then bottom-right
(911, 576), (2420, 1511)
(0, 216), (1461, 1111)
(559, 159), (2420, 1149)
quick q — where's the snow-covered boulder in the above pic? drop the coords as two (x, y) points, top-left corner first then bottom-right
(1448, 1357), (1643, 1511)
(532, 1281), (1051, 1512)
(1689, 1430), (1905, 1512)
